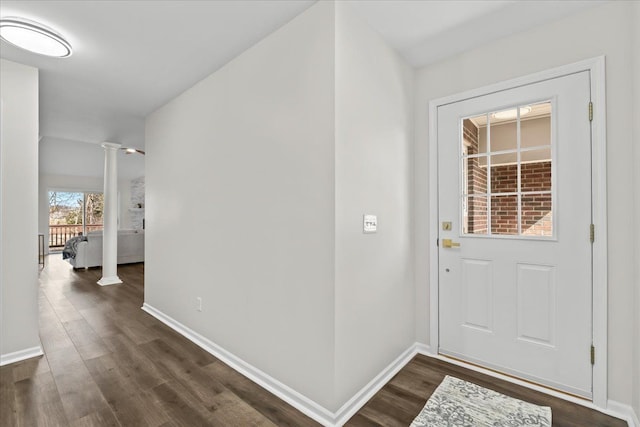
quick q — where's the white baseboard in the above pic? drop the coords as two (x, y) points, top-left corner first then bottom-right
(142, 303), (336, 426)
(142, 303), (423, 426)
(97, 276), (122, 286)
(138, 307), (631, 427)
(333, 344), (420, 425)
(607, 400), (639, 427)
(0, 345), (44, 366)
(414, 342), (432, 356)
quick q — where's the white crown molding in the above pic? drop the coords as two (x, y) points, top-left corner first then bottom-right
(0, 345), (43, 366)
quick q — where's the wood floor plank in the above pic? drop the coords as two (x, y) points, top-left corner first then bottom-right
(84, 353), (142, 404)
(344, 413), (381, 427)
(0, 366), (17, 427)
(35, 399), (71, 427)
(63, 318), (112, 360)
(148, 380), (215, 426)
(138, 338), (227, 404)
(68, 407), (121, 427)
(78, 306), (124, 338)
(203, 360), (320, 427)
(101, 333), (172, 391)
(51, 360), (110, 421)
(208, 390), (279, 426)
(107, 389), (172, 427)
(13, 372), (68, 427)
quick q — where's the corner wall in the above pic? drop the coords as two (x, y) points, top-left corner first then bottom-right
(145, 1), (337, 410)
(334, 2), (415, 406)
(0, 59), (42, 362)
(145, 0), (416, 414)
(414, 0), (636, 408)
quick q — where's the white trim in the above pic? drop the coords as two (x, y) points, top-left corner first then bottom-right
(589, 56), (608, 409)
(142, 303), (426, 426)
(142, 303), (429, 427)
(427, 56), (607, 408)
(607, 400), (639, 427)
(0, 345), (43, 366)
(141, 303), (335, 426)
(414, 342), (432, 355)
(97, 276), (122, 286)
(333, 345), (418, 425)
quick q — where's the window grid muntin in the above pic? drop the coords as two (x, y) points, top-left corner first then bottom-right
(460, 100), (553, 238)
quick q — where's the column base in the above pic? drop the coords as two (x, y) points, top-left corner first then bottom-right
(97, 276), (122, 286)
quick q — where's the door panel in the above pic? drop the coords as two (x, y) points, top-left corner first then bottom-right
(438, 71), (592, 398)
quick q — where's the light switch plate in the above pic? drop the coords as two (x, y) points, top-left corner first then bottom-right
(363, 215), (377, 233)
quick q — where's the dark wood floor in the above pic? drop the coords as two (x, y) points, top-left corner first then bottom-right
(1, 255), (318, 426)
(346, 355), (626, 427)
(0, 255), (626, 426)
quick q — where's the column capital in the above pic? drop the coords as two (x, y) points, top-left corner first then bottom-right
(101, 142), (122, 150)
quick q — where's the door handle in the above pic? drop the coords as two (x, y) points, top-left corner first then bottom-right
(442, 239), (460, 248)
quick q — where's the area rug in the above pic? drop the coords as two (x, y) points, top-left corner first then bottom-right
(410, 375), (551, 427)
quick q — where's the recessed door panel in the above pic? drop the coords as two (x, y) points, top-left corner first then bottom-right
(462, 259), (493, 332)
(516, 264), (556, 347)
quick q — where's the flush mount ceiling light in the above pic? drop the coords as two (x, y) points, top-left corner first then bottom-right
(492, 106), (532, 120)
(0, 16), (72, 57)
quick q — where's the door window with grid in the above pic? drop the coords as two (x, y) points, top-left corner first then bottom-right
(461, 101), (553, 238)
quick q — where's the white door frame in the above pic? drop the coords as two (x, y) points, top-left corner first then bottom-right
(427, 56), (607, 408)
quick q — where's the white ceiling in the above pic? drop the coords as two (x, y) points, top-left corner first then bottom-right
(1, 0), (607, 157)
(348, 0), (608, 67)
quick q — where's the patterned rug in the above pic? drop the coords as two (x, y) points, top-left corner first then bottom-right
(410, 375), (551, 427)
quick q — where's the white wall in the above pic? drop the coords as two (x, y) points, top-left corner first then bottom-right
(40, 137), (144, 179)
(146, 1), (337, 410)
(414, 1), (636, 407)
(333, 2), (414, 406)
(0, 59), (41, 359)
(632, 0), (640, 420)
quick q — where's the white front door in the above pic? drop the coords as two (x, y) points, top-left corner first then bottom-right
(437, 71), (593, 398)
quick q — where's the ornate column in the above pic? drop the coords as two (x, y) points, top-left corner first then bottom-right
(97, 142), (122, 286)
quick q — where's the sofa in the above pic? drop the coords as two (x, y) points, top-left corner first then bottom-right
(67, 229), (144, 268)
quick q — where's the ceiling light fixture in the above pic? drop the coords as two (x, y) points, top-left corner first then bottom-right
(492, 106), (532, 120)
(121, 147), (145, 155)
(0, 16), (72, 57)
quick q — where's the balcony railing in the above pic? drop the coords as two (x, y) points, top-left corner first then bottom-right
(49, 224), (103, 249)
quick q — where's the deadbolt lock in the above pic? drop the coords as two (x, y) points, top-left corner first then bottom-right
(442, 221), (452, 231)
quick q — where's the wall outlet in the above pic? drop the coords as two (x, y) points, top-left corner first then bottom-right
(196, 297), (202, 312)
